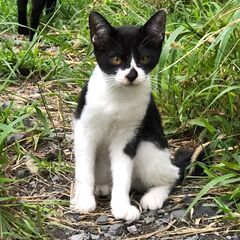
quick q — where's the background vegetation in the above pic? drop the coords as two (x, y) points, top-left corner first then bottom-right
(0, 0), (239, 238)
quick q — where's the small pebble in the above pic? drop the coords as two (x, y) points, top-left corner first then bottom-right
(2, 101), (10, 109)
(45, 151), (58, 161)
(100, 225), (109, 231)
(23, 117), (35, 128)
(90, 234), (99, 240)
(15, 169), (30, 178)
(52, 175), (59, 182)
(6, 133), (25, 145)
(155, 220), (161, 227)
(69, 233), (85, 240)
(181, 195), (192, 204)
(108, 223), (123, 236)
(185, 236), (199, 240)
(193, 205), (217, 219)
(145, 216), (155, 224)
(157, 209), (165, 214)
(103, 233), (111, 239)
(96, 215), (108, 225)
(170, 209), (186, 219)
(72, 213), (81, 222)
(127, 225), (137, 234)
(147, 210), (156, 216)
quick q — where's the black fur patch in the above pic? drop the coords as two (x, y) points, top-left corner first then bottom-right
(173, 147), (208, 182)
(74, 83), (88, 119)
(124, 95), (168, 158)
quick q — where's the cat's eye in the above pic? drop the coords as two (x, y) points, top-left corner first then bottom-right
(110, 56), (122, 65)
(139, 54), (150, 64)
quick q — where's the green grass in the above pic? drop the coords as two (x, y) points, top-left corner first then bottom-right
(0, 0), (240, 238)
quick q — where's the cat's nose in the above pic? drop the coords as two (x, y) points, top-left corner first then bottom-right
(125, 68), (138, 83)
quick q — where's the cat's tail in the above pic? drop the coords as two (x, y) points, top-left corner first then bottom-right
(172, 142), (211, 183)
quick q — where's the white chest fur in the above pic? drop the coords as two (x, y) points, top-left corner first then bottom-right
(79, 66), (151, 144)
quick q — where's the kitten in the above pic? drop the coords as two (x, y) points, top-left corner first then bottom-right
(70, 10), (192, 221)
(17, 0), (57, 40)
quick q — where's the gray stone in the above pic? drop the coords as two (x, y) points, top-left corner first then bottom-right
(52, 175), (59, 182)
(45, 151), (58, 161)
(181, 195), (192, 204)
(147, 210), (156, 216)
(23, 117), (35, 128)
(145, 216), (155, 224)
(16, 169), (30, 178)
(155, 220), (161, 227)
(108, 223), (123, 236)
(72, 213), (81, 222)
(157, 209), (165, 214)
(96, 215), (108, 225)
(6, 133), (25, 145)
(162, 216), (170, 224)
(127, 225), (137, 234)
(2, 101), (10, 109)
(100, 225), (109, 231)
(69, 233), (86, 240)
(193, 205), (217, 219)
(185, 236), (198, 240)
(170, 209), (186, 219)
(90, 234), (100, 240)
(103, 233), (111, 239)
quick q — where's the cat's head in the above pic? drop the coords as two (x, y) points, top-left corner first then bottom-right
(89, 10), (166, 87)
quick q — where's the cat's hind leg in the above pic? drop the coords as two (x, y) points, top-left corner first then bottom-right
(17, 0), (29, 35)
(133, 141), (179, 210)
(94, 146), (112, 196)
(45, 0), (57, 17)
(29, 0), (46, 40)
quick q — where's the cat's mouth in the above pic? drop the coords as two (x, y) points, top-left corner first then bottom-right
(119, 77), (140, 87)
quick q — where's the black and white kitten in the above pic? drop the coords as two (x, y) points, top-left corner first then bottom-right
(17, 0), (57, 40)
(71, 10), (182, 221)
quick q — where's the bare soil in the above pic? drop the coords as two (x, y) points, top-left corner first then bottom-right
(2, 71), (240, 240)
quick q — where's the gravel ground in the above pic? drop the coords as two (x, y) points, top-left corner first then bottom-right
(15, 162), (240, 239)
(2, 82), (240, 239)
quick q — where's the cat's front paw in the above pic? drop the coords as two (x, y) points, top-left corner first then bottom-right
(140, 188), (167, 210)
(70, 193), (96, 213)
(70, 184), (96, 213)
(111, 201), (140, 221)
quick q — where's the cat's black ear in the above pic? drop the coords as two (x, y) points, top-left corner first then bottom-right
(143, 9), (167, 41)
(89, 11), (112, 49)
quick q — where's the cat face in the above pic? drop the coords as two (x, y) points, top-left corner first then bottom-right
(89, 10), (166, 87)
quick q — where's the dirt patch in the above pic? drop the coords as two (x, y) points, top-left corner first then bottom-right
(2, 79), (239, 240)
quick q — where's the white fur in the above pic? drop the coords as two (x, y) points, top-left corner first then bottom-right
(71, 62), (180, 220)
(132, 141), (179, 210)
(140, 186), (170, 210)
(115, 59), (147, 86)
(133, 141), (179, 189)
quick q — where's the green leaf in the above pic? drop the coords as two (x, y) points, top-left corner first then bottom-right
(188, 117), (216, 134)
(0, 178), (15, 183)
(34, 105), (51, 134)
(183, 173), (236, 218)
(214, 10), (240, 70)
